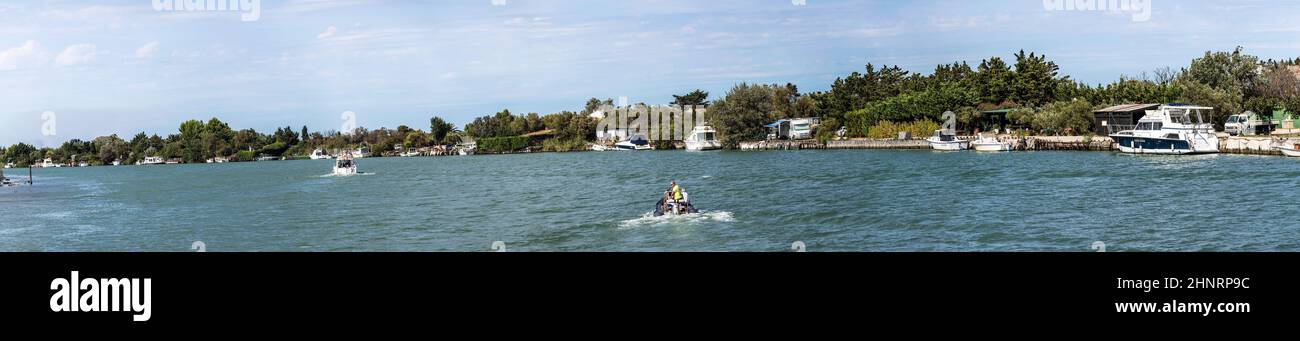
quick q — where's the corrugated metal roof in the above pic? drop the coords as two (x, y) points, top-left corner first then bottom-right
(1094, 103), (1159, 113)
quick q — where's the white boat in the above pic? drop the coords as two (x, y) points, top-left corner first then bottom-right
(684, 125), (722, 151)
(614, 136), (654, 151)
(971, 134), (1012, 152)
(590, 144), (610, 151)
(333, 154), (358, 176)
(1110, 104), (1219, 155)
(3, 162), (12, 169)
(111, 161), (121, 166)
(39, 158), (58, 168)
(1278, 143), (1300, 157)
(458, 143), (476, 156)
(927, 130), (970, 151)
(136, 156), (164, 165)
(352, 146), (370, 158)
(310, 148), (333, 160)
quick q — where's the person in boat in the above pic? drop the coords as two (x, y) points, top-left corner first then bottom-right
(662, 180), (689, 214)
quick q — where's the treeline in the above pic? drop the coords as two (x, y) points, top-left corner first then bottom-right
(462, 99), (603, 153)
(708, 48), (1300, 146)
(1, 116), (465, 167)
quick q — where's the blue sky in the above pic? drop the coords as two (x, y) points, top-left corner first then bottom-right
(4, 0), (1300, 146)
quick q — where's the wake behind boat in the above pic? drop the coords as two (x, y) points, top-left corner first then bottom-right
(1110, 104), (1220, 155)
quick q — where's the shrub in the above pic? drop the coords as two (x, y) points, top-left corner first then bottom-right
(478, 136), (529, 153)
(866, 120), (940, 139)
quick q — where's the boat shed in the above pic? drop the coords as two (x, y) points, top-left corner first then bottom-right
(1093, 104), (1160, 135)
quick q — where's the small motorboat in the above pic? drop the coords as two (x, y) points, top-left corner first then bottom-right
(1278, 143), (1300, 157)
(333, 154), (358, 176)
(653, 186), (700, 216)
(927, 130), (969, 151)
(615, 135), (654, 151)
(971, 134), (1012, 152)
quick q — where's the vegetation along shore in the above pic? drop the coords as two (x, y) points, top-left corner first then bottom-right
(6, 47), (1300, 168)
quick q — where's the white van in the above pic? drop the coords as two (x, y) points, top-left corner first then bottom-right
(1225, 111), (1271, 136)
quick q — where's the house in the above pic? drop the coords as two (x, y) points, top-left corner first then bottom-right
(1093, 104), (1161, 135)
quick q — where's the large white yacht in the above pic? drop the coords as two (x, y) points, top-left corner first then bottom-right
(684, 125), (721, 151)
(1109, 104), (1219, 155)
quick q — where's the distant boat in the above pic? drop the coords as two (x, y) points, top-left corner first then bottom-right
(684, 125), (721, 151)
(400, 148), (421, 157)
(39, 158), (57, 168)
(310, 148), (333, 160)
(352, 146), (371, 158)
(3, 162), (12, 169)
(458, 143), (477, 156)
(971, 134), (1012, 152)
(333, 154), (358, 176)
(255, 155), (278, 162)
(614, 135), (653, 151)
(1110, 104), (1219, 155)
(111, 160), (121, 166)
(136, 156), (164, 165)
(927, 130), (970, 151)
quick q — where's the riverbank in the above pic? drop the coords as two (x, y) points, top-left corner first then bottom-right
(740, 135), (1300, 157)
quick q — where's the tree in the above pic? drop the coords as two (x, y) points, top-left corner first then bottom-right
(429, 116), (457, 144)
(1012, 50), (1064, 107)
(710, 83), (776, 148)
(975, 57), (1014, 105)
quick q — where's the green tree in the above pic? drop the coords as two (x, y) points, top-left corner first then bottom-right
(710, 83), (776, 148)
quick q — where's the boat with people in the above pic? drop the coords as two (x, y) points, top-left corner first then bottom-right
(927, 130), (970, 151)
(333, 153), (358, 176)
(653, 180), (700, 216)
(310, 148), (333, 160)
(1109, 104), (1220, 155)
(972, 134), (1012, 152)
(615, 135), (654, 151)
(684, 125), (722, 151)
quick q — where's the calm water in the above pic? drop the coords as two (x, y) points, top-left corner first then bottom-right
(3, 150), (1299, 251)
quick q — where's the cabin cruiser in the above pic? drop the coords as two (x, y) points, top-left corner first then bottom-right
(1110, 104), (1219, 155)
(400, 148), (421, 157)
(927, 130), (970, 151)
(136, 156), (164, 165)
(333, 154), (358, 176)
(971, 134), (1012, 152)
(310, 148), (333, 160)
(615, 135), (654, 151)
(684, 125), (722, 151)
(351, 146), (371, 158)
(458, 143), (477, 156)
(39, 158), (58, 168)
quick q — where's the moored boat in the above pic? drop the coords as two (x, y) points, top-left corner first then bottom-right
(615, 135), (654, 151)
(927, 130), (969, 151)
(1110, 104), (1219, 155)
(1278, 143), (1300, 157)
(684, 125), (721, 151)
(310, 148), (333, 160)
(971, 134), (1012, 152)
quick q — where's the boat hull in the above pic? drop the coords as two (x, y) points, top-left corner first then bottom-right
(1111, 135), (1218, 155)
(685, 141), (721, 151)
(928, 139), (970, 151)
(1280, 147), (1300, 157)
(972, 142), (1012, 152)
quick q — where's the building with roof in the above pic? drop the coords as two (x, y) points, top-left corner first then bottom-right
(1093, 103), (1160, 135)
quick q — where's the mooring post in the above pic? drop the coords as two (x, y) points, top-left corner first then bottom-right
(28, 165), (33, 185)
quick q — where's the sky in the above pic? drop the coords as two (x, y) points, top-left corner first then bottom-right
(4, 0), (1300, 146)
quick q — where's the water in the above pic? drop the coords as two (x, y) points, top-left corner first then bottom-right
(3, 150), (1300, 252)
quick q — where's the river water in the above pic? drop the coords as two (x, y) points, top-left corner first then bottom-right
(2, 150), (1298, 251)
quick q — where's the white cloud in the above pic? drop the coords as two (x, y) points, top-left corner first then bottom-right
(135, 41), (159, 59)
(0, 40), (46, 70)
(55, 44), (97, 66)
(317, 26), (338, 39)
